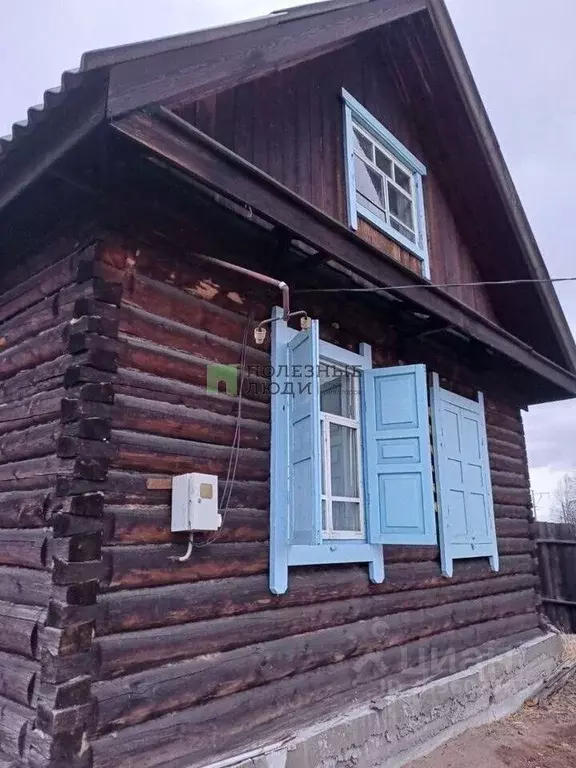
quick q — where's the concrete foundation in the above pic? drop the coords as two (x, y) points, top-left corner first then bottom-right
(207, 632), (562, 768)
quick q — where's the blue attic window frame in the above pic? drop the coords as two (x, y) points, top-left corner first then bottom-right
(342, 89), (430, 279)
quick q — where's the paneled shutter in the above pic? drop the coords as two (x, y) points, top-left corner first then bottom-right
(287, 322), (322, 545)
(430, 374), (499, 577)
(362, 364), (436, 545)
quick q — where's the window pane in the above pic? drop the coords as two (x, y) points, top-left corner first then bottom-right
(390, 217), (417, 243)
(329, 423), (359, 497)
(353, 128), (373, 162)
(388, 182), (414, 229)
(322, 499), (327, 531)
(354, 157), (384, 212)
(394, 165), (411, 193)
(375, 148), (392, 178)
(333, 501), (362, 533)
(320, 364), (356, 418)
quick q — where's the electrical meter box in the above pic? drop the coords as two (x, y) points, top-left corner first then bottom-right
(171, 473), (222, 532)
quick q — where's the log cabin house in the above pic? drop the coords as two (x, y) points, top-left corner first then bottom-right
(0, 1), (574, 767)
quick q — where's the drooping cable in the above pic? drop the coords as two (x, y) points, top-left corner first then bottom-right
(194, 309), (252, 548)
(294, 276), (576, 294)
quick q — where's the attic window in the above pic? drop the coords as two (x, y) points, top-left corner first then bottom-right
(342, 89), (430, 278)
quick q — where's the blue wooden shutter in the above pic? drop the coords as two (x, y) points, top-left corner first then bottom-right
(362, 364), (436, 545)
(287, 322), (322, 546)
(430, 374), (499, 577)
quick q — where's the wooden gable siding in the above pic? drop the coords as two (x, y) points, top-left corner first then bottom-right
(177, 36), (496, 322)
(88, 232), (540, 768)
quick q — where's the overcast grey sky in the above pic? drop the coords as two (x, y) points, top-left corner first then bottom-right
(1, 0), (575, 517)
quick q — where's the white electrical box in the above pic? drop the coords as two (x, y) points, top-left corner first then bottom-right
(171, 473), (222, 532)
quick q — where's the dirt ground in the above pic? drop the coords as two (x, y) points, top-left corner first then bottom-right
(407, 637), (576, 768)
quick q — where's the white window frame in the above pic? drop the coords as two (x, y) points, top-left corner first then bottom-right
(319, 359), (365, 541)
(342, 88), (430, 279)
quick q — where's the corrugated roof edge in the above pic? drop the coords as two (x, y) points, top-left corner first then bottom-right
(0, 68), (83, 157)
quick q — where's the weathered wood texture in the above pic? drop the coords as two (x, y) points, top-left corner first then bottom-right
(536, 521), (576, 632)
(177, 35), (496, 320)
(0, 236), (118, 767)
(92, 235), (541, 768)
(0, 241), (101, 764)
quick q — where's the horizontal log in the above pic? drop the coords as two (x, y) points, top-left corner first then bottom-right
(0, 651), (38, 707)
(488, 452), (527, 475)
(0, 356), (70, 402)
(107, 505), (268, 545)
(103, 471), (269, 508)
(0, 457), (63, 488)
(486, 424), (524, 449)
(0, 568), (52, 608)
(98, 572), (537, 678)
(490, 470), (528, 490)
(494, 503), (531, 520)
(0, 601), (46, 658)
(0, 694), (34, 759)
(100, 243), (271, 320)
(123, 272), (261, 349)
(98, 553), (535, 634)
(383, 545), (438, 564)
(0, 491), (49, 528)
(492, 486), (531, 507)
(0, 323), (68, 382)
(495, 518), (530, 538)
(113, 431), (269, 481)
(487, 437), (524, 462)
(112, 394), (270, 451)
(115, 366), (269, 421)
(0, 422), (60, 466)
(119, 304), (266, 370)
(0, 248), (87, 324)
(0, 391), (64, 436)
(103, 542), (268, 590)
(484, 408), (522, 434)
(0, 283), (88, 353)
(93, 589), (535, 733)
(0, 530), (47, 569)
(499, 537), (533, 556)
(120, 337), (269, 405)
(91, 616), (541, 768)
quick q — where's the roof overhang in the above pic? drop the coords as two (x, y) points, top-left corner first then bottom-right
(112, 106), (576, 402)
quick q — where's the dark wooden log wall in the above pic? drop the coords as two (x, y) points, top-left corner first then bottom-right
(177, 34), (496, 321)
(87, 235), (542, 768)
(0, 235), (121, 767)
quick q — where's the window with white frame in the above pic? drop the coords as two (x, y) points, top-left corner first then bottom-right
(342, 89), (430, 278)
(319, 361), (364, 539)
(269, 308), (500, 596)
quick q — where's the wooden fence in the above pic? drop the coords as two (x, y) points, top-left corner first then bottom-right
(536, 521), (576, 633)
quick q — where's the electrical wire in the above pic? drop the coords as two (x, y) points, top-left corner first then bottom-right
(192, 310), (252, 548)
(294, 276), (576, 294)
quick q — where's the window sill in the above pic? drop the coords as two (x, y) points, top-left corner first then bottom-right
(288, 542), (379, 566)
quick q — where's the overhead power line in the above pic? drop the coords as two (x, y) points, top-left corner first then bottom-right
(295, 276), (576, 294)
